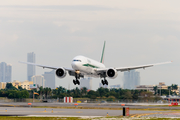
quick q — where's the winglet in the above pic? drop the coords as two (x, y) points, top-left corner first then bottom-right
(100, 41), (106, 64)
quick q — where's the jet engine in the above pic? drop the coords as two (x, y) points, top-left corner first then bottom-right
(106, 68), (118, 79)
(56, 67), (67, 78)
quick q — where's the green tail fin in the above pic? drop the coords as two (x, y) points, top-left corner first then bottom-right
(100, 41), (106, 64)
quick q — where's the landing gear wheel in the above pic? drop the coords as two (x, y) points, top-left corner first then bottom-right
(76, 80), (80, 85)
(73, 80), (76, 85)
(105, 80), (108, 85)
(101, 80), (105, 85)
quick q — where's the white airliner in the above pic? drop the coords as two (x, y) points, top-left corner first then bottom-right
(19, 42), (172, 85)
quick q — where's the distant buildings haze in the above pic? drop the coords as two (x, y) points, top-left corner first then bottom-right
(0, 62), (12, 82)
(43, 70), (55, 89)
(123, 70), (140, 89)
(32, 75), (45, 88)
(109, 84), (121, 89)
(136, 82), (180, 95)
(79, 78), (92, 90)
(27, 52), (35, 81)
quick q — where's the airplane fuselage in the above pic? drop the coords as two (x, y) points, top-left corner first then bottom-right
(71, 55), (105, 77)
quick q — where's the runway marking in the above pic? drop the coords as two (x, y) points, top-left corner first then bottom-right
(130, 111), (180, 118)
(130, 112), (162, 118)
(35, 111), (65, 113)
(27, 115), (103, 118)
(76, 111), (82, 113)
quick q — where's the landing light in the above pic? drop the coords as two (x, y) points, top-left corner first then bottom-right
(75, 71), (80, 74)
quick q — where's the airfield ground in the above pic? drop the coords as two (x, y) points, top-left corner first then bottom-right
(0, 102), (179, 119)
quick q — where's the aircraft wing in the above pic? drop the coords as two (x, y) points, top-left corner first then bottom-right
(95, 61), (172, 72)
(19, 61), (74, 72)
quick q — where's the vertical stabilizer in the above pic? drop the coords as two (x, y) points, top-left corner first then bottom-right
(100, 41), (106, 64)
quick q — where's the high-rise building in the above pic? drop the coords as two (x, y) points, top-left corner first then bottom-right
(123, 70), (140, 89)
(43, 70), (55, 89)
(31, 75), (45, 88)
(79, 78), (92, 90)
(0, 62), (12, 82)
(27, 52), (35, 81)
(6, 65), (12, 82)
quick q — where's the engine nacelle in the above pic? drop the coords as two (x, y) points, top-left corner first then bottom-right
(56, 67), (67, 78)
(106, 68), (118, 79)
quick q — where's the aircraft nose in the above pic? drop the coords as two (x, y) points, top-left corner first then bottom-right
(71, 62), (78, 70)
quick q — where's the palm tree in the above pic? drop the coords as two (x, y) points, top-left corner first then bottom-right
(81, 87), (87, 96)
(171, 84), (174, 90)
(44, 87), (50, 99)
(39, 86), (44, 99)
(73, 87), (80, 97)
(174, 84), (178, 90)
(153, 86), (158, 95)
(168, 86), (171, 95)
(171, 84), (178, 90)
(47, 88), (52, 99)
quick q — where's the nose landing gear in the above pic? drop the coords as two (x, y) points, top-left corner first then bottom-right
(73, 73), (80, 85)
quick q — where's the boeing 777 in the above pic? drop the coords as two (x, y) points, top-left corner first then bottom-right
(19, 41), (172, 85)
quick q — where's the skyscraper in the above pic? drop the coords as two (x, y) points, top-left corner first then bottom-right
(27, 52), (35, 81)
(6, 65), (12, 82)
(43, 70), (55, 89)
(79, 78), (92, 90)
(123, 70), (140, 89)
(31, 75), (45, 88)
(0, 62), (12, 82)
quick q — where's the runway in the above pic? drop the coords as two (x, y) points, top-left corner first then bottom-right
(0, 107), (169, 118)
(0, 102), (180, 110)
(0, 102), (179, 118)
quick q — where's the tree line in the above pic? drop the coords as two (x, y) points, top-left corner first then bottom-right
(0, 83), (29, 99)
(0, 83), (178, 100)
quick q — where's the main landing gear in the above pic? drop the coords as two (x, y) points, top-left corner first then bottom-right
(73, 79), (80, 85)
(101, 79), (108, 85)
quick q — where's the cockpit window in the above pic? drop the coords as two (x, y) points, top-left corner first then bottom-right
(73, 60), (81, 62)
